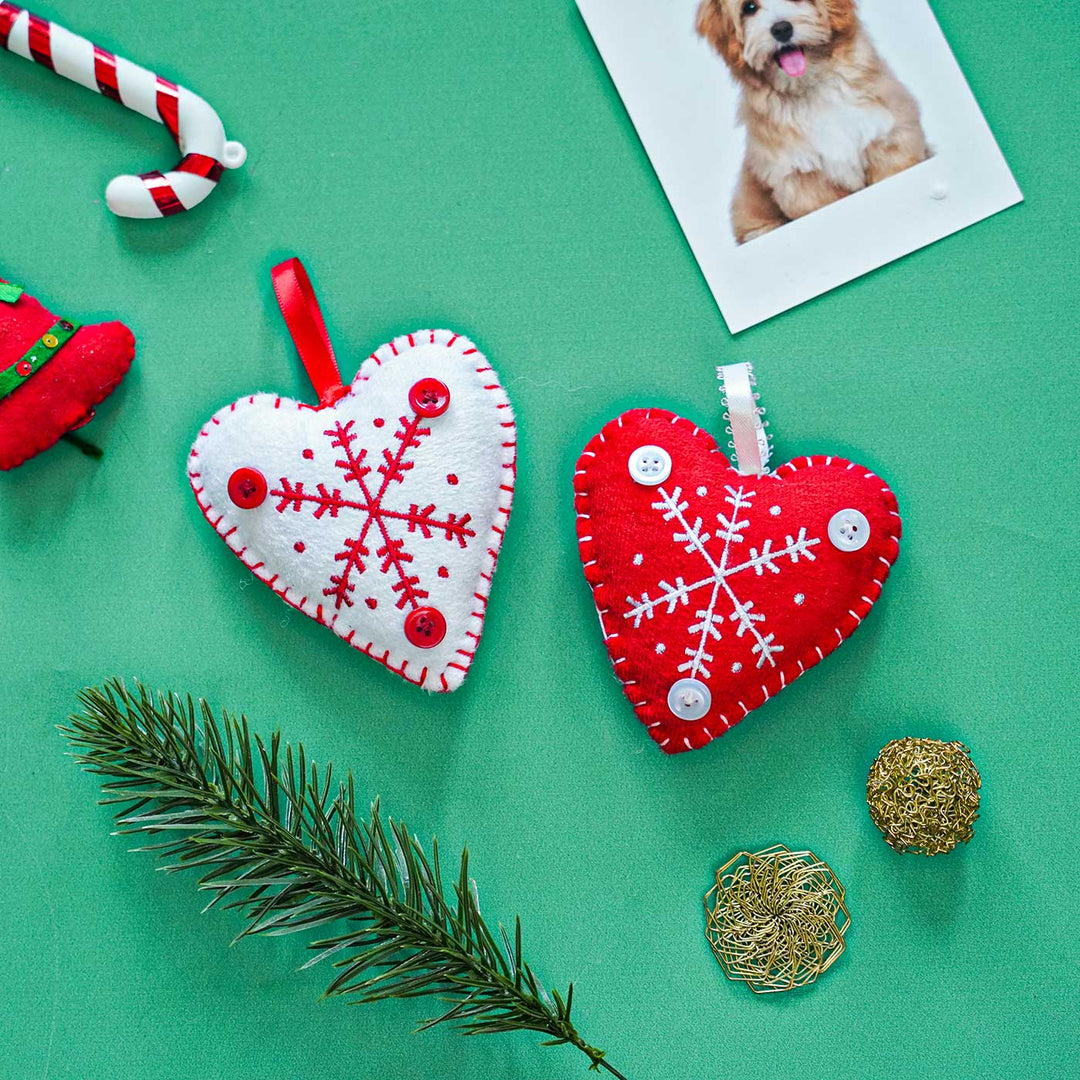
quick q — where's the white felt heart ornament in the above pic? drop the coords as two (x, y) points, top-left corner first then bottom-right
(188, 327), (515, 692)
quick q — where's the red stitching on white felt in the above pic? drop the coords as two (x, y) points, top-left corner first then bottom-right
(188, 328), (515, 693)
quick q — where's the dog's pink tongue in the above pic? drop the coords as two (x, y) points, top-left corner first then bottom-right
(779, 48), (806, 77)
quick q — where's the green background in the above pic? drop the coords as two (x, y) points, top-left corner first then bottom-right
(2, 1), (1078, 1077)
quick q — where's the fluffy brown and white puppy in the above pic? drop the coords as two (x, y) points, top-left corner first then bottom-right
(697, 0), (930, 243)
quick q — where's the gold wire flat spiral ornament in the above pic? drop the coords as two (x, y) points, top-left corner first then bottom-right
(704, 844), (850, 994)
(867, 737), (981, 855)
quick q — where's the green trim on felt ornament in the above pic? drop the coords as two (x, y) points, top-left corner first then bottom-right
(0, 318), (81, 402)
(0, 282), (25, 304)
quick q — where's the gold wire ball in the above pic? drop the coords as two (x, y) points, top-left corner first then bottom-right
(867, 737), (981, 856)
(704, 844), (850, 994)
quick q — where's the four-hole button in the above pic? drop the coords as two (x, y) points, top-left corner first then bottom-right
(409, 378), (451, 418)
(227, 467), (268, 510)
(828, 508), (870, 552)
(628, 445), (672, 486)
(404, 606), (447, 649)
(667, 678), (711, 722)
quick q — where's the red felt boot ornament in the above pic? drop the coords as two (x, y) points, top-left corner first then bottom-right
(0, 278), (135, 469)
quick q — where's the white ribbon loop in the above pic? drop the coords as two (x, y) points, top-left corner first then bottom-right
(717, 362), (770, 476)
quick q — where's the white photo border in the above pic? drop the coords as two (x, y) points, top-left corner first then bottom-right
(576, 0), (1022, 333)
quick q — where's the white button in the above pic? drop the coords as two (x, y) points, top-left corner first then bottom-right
(828, 508), (870, 552)
(930, 182), (949, 200)
(628, 445), (671, 486)
(667, 678), (711, 721)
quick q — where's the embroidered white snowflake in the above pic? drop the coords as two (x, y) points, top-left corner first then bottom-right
(624, 485), (821, 680)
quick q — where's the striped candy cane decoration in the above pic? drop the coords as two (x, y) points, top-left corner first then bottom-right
(0, 3), (246, 218)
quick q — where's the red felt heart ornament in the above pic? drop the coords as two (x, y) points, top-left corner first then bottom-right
(575, 409), (900, 754)
(0, 278), (134, 470)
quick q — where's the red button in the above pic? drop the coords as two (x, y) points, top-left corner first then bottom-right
(228, 467), (268, 509)
(408, 378), (450, 418)
(15, 360), (32, 377)
(404, 606), (446, 649)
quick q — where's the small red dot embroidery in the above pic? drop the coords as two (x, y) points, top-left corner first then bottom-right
(373, 417), (385, 428)
(447, 474), (459, 486)
(294, 541), (305, 553)
(302, 449), (314, 460)
(438, 566), (449, 579)
(365, 597), (378, 609)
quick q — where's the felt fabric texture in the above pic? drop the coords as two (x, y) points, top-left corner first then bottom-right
(189, 329), (515, 692)
(575, 409), (900, 754)
(0, 277), (134, 470)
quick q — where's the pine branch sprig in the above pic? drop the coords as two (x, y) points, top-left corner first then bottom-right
(61, 679), (626, 1079)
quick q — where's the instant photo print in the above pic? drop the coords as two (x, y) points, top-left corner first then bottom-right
(576, 0), (1022, 331)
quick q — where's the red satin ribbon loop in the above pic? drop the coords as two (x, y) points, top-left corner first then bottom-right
(271, 258), (347, 408)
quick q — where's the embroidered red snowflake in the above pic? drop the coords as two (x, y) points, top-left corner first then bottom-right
(271, 416), (475, 611)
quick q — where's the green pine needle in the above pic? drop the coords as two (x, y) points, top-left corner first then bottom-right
(61, 679), (626, 1079)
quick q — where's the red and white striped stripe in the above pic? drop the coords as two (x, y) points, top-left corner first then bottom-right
(0, 3), (245, 218)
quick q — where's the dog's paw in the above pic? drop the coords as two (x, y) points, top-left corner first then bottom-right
(738, 222), (782, 244)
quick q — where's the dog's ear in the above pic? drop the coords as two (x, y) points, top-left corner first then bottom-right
(696, 0), (745, 72)
(823, 0), (858, 37)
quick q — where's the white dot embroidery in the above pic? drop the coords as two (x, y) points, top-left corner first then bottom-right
(633, 553), (644, 566)
(794, 593), (805, 605)
(770, 505), (781, 516)
(731, 662), (742, 673)
(696, 486), (708, 497)
(655, 642), (666, 655)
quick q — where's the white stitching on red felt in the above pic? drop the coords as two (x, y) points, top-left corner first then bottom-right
(573, 408), (900, 751)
